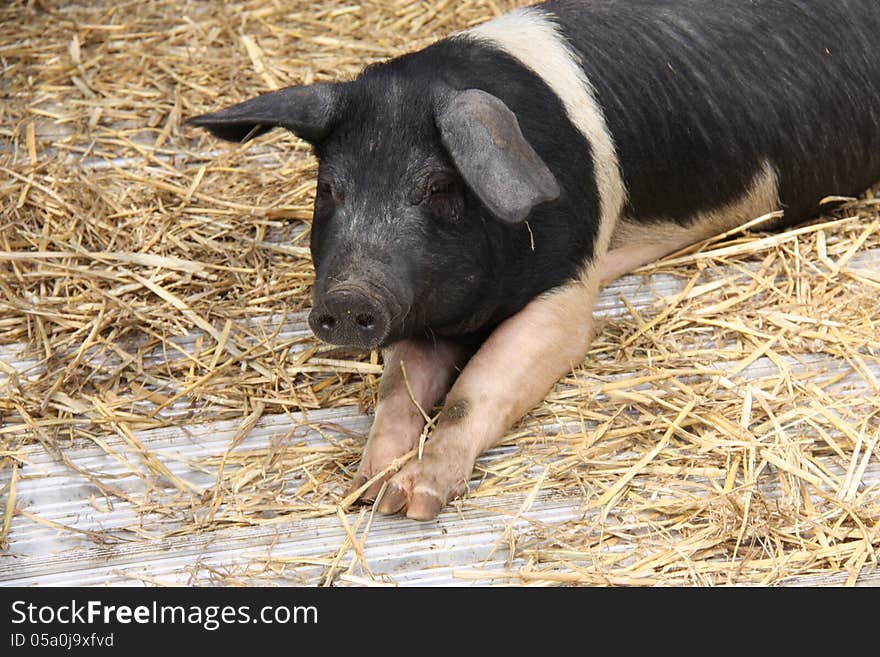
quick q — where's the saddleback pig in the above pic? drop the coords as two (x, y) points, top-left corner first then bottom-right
(188, 1), (880, 520)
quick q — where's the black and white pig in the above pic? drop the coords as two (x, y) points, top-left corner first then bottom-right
(188, 0), (880, 520)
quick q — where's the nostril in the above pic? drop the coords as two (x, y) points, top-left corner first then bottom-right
(355, 313), (375, 331)
(318, 315), (336, 332)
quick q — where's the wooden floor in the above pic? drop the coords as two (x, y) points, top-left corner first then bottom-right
(2, 254), (878, 587)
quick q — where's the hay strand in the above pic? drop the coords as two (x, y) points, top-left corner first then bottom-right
(0, 0), (878, 587)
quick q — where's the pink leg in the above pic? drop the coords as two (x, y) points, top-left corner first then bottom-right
(601, 244), (679, 284)
(347, 337), (469, 501)
(377, 277), (601, 520)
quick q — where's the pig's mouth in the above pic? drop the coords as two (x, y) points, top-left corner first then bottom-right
(308, 281), (407, 350)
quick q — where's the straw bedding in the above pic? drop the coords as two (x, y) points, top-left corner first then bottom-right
(1, 0), (878, 586)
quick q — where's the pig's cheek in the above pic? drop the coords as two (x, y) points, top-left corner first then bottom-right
(376, 452), (471, 520)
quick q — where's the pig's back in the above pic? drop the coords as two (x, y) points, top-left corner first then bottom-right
(544, 0), (880, 226)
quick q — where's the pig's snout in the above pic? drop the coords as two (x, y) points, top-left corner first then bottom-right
(309, 284), (392, 349)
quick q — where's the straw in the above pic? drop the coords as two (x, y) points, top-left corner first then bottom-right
(1, 0), (878, 586)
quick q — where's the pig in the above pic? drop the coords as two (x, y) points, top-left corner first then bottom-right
(187, 0), (880, 520)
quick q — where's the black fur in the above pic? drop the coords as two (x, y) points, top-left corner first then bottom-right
(307, 37), (599, 345)
(546, 0), (880, 226)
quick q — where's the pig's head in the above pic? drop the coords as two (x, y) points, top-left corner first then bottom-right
(187, 59), (559, 350)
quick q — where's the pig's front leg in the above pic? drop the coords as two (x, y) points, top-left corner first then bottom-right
(347, 338), (469, 501)
(377, 277), (599, 520)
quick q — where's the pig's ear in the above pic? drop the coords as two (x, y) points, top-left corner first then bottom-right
(186, 83), (342, 144)
(435, 89), (560, 224)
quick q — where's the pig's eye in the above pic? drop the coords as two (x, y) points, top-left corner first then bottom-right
(421, 173), (456, 200)
(316, 179), (341, 204)
(421, 174), (462, 221)
(428, 179), (453, 196)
